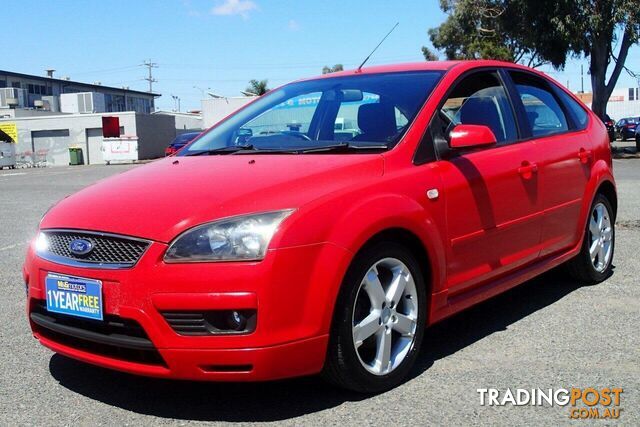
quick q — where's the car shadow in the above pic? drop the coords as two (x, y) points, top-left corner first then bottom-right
(49, 266), (612, 422)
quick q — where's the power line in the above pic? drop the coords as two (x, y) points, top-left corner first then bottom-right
(142, 60), (158, 93)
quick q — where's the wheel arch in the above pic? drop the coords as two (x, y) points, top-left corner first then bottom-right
(356, 227), (432, 288)
(596, 179), (617, 220)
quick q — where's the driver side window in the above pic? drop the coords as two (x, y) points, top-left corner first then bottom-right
(439, 71), (517, 144)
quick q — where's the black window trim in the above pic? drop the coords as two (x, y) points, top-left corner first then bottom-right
(504, 68), (593, 142)
(414, 66), (522, 165)
(549, 82), (590, 131)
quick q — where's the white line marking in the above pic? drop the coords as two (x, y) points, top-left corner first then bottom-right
(0, 241), (29, 252)
(0, 172), (27, 177)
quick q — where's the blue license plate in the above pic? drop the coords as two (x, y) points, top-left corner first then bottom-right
(45, 274), (103, 321)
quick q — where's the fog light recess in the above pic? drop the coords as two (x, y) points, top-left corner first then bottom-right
(161, 310), (257, 336)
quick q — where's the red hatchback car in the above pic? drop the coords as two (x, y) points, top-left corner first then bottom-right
(25, 61), (616, 393)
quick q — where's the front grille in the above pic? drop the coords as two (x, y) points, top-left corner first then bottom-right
(40, 230), (150, 268)
(31, 301), (166, 366)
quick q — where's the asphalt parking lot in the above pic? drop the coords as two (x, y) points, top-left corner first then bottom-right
(0, 160), (638, 426)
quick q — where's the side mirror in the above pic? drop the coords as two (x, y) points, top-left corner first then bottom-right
(449, 124), (497, 149)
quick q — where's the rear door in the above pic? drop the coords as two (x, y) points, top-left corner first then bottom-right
(433, 70), (544, 293)
(506, 71), (593, 256)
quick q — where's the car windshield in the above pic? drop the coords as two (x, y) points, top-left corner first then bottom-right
(182, 71), (443, 155)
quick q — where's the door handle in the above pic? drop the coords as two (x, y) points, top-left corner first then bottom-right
(578, 148), (592, 164)
(518, 161), (538, 179)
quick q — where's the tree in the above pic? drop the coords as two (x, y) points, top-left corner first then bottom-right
(322, 64), (344, 74)
(245, 79), (270, 96)
(567, 0), (640, 118)
(424, 0), (549, 66)
(421, 46), (439, 61)
(425, 0), (640, 118)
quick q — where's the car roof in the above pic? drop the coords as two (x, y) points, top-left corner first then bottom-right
(302, 60), (537, 80)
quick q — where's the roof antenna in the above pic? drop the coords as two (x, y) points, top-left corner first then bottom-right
(356, 22), (399, 73)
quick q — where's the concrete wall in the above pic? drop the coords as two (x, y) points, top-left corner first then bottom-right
(0, 112), (137, 166)
(153, 111), (203, 133)
(135, 114), (178, 160)
(202, 97), (253, 128)
(0, 108), (70, 119)
(602, 101), (640, 121)
(0, 111), (178, 166)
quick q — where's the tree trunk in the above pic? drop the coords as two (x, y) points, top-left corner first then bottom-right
(590, 35), (610, 120)
(590, 27), (634, 120)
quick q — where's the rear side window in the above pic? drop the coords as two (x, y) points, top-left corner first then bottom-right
(555, 89), (589, 129)
(510, 72), (569, 137)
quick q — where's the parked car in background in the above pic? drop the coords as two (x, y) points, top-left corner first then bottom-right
(164, 131), (201, 156)
(25, 60), (616, 393)
(615, 117), (640, 141)
(603, 114), (615, 142)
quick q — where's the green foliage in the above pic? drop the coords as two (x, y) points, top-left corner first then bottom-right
(245, 79), (269, 96)
(426, 0), (530, 63)
(425, 0), (640, 117)
(421, 46), (439, 61)
(322, 64), (344, 74)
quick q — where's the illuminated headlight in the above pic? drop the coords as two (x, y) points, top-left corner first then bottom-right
(35, 232), (49, 253)
(164, 210), (294, 263)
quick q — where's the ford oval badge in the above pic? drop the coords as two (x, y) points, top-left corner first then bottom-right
(69, 238), (94, 256)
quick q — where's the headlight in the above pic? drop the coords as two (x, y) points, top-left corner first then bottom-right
(34, 232), (49, 252)
(164, 210), (294, 263)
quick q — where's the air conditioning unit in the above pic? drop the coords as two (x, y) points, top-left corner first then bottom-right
(41, 95), (60, 112)
(60, 92), (106, 114)
(0, 88), (27, 108)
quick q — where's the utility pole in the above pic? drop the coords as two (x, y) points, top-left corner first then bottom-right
(580, 64), (584, 94)
(142, 60), (158, 93)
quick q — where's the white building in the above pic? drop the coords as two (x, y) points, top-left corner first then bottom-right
(202, 97), (254, 128)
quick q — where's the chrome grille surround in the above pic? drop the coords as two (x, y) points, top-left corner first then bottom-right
(37, 229), (152, 269)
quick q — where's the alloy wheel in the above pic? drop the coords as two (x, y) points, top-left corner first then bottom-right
(351, 257), (418, 375)
(588, 202), (613, 273)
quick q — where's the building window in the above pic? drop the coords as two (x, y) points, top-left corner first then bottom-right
(29, 84), (35, 94)
(11, 82), (21, 89)
(127, 96), (152, 113)
(0, 80), (6, 88)
(629, 88), (635, 101)
(104, 94), (126, 112)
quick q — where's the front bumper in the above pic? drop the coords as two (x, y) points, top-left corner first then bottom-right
(24, 239), (352, 381)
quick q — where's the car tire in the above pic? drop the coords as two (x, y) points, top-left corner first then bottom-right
(323, 241), (427, 393)
(567, 194), (615, 285)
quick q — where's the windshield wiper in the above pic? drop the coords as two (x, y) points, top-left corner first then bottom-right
(297, 142), (388, 153)
(186, 142), (388, 156)
(184, 144), (255, 156)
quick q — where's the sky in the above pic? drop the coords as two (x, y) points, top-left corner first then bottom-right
(5, 0), (640, 112)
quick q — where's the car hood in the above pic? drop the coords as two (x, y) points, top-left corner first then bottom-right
(41, 155), (384, 243)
